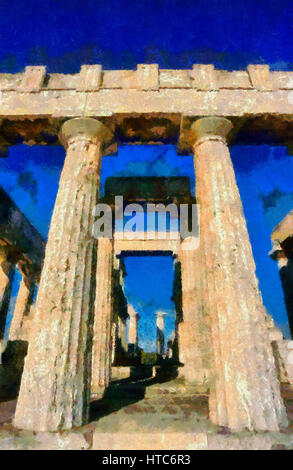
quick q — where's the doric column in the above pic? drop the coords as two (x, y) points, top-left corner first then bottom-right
(14, 117), (113, 432)
(118, 316), (128, 353)
(155, 311), (166, 356)
(9, 275), (34, 341)
(270, 212), (293, 338)
(128, 305), (139, 352)
(0, 246), (15, 339)
(91, 237), (113, 398)
(111, 321), (117, 364)
(112, 258), (128, 363)
(190, 117), (287, 432)
(270, 246), (293, 337)
(178, 237), (209, 384)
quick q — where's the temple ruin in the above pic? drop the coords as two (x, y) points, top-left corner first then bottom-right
(0, 64), (293, 446)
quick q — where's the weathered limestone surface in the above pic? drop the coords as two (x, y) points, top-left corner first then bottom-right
(247, 65), (273, 91)
(178, 238), (210, 384)
(111, 321), (117, 364)
(2, 64), (293, 92)
(274, 340), (293, 385)
(77, 65), (102, 92)
(192, 117), (288, 432)
(2, 65), (293, 127)
(117, 317), (128, 353)
(111, 259), (128, 364)
(20, 66), (47, 92)
(18, 304), (36, 343)
(265, 316), (293, 385)
(91, 237), (113, 398)
(128, 305), (139, 348)
(14, 117), (112, 431)
(2, 88), (293, 121)
(155, 311), (166, 356)
(9, 276), (34, 341)
(136, 64), (159, 91)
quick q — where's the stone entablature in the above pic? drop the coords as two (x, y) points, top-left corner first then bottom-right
(271, 210), (293, 258)
(114, 232), (182, 257)
(0, 186), (45, 277)
(1, 64), (293, 153)
(2, 64), (293, 92)
(1, 64), (293, 156)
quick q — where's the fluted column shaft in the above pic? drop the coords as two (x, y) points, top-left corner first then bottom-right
(156, 311), (166, 356)
(192, 117), (287, 432)
(118, 316), (128, 352)
(128, 309), (139, 346)
(270, 247), (293, 338)
(0, 248), (14, 339)
(14, 118), (112, 432)
(178, 239), (209, 383)
(9, 276), (34, 340)
(91, 237), (113, 398)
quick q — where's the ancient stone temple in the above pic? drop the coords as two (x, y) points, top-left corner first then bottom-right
(0, 64), (293, 444)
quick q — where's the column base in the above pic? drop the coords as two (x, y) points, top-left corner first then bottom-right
(178, 367), (209, 392)
(90, 387), (107, 401)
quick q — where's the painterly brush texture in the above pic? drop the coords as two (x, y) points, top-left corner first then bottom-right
(0, 0), (292, 451)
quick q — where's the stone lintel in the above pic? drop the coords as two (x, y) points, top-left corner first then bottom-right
(271, 210), (293, 246)
(114, 236), (181, 257)
(1, 92), (293, 153)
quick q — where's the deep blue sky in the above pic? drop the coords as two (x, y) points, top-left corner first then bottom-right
(0, 0), (293, 72)
(2, 0), (293, 347)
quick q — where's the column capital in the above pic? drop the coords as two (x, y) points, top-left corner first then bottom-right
(17, 260), (39, 284)
(0, 244), (19, 267)
(155, 311), (166, 319)
(190, 117), (233, 147)
(0, 245), (10, 264)
(128, 311), (140, 320)
(128, 305), (139, 319)
(59, 117), (113, 149)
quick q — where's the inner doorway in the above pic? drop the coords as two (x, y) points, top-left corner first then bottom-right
(123, 254), (176, 357)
